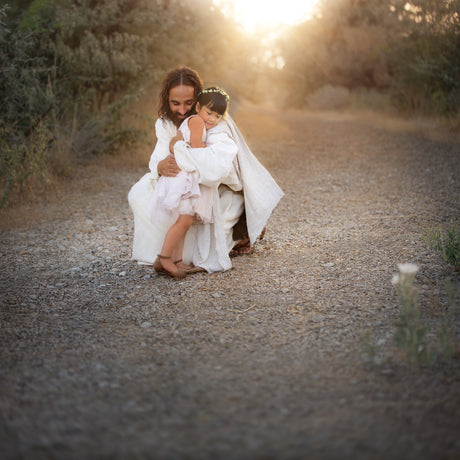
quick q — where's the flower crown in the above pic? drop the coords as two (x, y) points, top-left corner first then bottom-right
(199, 88), (230, 102)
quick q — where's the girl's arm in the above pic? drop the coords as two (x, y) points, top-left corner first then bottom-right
(148, 118), (180, 179)
(188, 116), (206, 148)
(173, 130), (239, 188)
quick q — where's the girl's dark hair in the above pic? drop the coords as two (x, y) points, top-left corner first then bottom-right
(158, 67), (203, 120)
(197, 87), (229, 116)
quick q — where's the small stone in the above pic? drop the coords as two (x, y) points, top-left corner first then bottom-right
(59, 369), (69, 379)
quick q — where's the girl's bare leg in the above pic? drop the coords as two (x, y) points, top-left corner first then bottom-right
(160, 214), (194, 273)
(172, 235), (193, 270)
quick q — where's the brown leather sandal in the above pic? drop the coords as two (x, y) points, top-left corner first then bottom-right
(153, 255), (187, 279)
(153, 256), (164, 273)
(174, 259), (205, 274)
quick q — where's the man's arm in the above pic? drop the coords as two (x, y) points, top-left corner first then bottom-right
(173, 131), (239, 188)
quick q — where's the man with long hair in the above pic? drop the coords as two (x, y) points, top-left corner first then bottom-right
(128, 66), (283, 273)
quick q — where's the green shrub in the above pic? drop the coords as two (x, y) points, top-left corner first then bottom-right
(0, 122), (50, 208)
(426, 219), (460, 270)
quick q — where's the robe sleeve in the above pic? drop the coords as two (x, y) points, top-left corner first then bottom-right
(173, 131), (238, 188)
(147, 118), (177, 181)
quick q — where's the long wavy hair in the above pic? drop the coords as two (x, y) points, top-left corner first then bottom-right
(158, 67), (203, 126)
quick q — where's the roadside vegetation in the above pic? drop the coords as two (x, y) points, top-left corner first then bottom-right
(1, 0), (459, 207)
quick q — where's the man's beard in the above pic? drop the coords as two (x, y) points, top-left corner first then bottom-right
(168, 108), (194, 128)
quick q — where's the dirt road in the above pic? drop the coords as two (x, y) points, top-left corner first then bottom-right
(1, 106), (459, 459)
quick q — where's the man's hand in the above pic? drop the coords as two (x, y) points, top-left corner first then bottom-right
(157, 154), (180, 177)
(169, 131), (184, 154)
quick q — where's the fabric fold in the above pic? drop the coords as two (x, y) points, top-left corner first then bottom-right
(225, 115), (284, 244)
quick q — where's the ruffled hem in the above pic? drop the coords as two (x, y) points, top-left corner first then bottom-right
(150, 171), (213, 224)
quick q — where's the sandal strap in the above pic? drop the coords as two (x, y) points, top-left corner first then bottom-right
(157, 254), (171, 260)
(173, 259), (182, 264)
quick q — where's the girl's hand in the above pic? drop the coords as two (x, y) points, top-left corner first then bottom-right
(157, 154), (180, 177)
(169, 131), (184, 153)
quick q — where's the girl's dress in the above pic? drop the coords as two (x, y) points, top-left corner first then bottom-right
(149, 115), (213, 226)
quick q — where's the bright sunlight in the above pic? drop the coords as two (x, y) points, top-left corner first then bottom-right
(214, 0), (319, 33)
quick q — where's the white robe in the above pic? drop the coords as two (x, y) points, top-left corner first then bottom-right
(128, 115), (283, 273)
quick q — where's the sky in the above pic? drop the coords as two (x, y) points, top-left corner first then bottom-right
(213, 0), (319, 34)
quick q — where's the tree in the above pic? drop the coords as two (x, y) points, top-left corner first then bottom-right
(387, 0), (460, 113)
(277, 0), (460, 114)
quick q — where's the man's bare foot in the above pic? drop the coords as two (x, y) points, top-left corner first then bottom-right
(229, 238), (254, 257)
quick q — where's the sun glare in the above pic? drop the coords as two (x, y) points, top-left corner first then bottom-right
(214, 0), (319, 33)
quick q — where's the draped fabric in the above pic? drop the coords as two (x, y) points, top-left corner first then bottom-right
(148, 116), (213, 226)
(128, 115), (283, 273)
(225, 116), (284, 244)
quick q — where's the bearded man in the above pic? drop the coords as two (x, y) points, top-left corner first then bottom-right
(128, 67), (283, 273)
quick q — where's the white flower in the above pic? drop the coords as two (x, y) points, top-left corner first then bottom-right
(397, 263), (419, 275)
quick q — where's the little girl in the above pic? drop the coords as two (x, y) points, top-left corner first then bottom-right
(150, 87), (230, 279)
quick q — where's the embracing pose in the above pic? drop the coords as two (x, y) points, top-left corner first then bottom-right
(150, 87), (233, 278)
(128, 67), (283, 274)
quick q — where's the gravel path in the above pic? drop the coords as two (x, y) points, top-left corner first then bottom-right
(1, 107), (460, 459)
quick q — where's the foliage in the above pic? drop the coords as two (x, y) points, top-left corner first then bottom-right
(277, 0), (460, 115)
(425, 219), (460, 270)
(0, 0), (255, 207)
(54, 0), (161, 110)
(437, 278), (459, 362)
(370, 264), (459, 368)
(386, 0), (460, 114)
(0, 122), (50, 208)
(2, 0), (460, 207)
(0, 5), (55, 136)
(363, 263), (459, 368)
(0, 3), (55, 206)
(278, 0), (395, 106)
(392, 264), (434, 367)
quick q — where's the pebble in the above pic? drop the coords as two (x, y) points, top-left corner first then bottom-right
(1, 111), (459, 458)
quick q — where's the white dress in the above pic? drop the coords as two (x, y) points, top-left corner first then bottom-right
(148, 116), (213, 226)
(128, 115), (284, 273)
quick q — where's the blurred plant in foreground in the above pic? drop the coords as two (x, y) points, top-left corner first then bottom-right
(391, 263), (458, 367)
(392, 263), (433, 367)
(363, 263), (459, 368)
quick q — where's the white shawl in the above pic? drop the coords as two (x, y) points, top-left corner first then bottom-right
(128, 115), (283, 272)
(225, 116), (284, 244)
